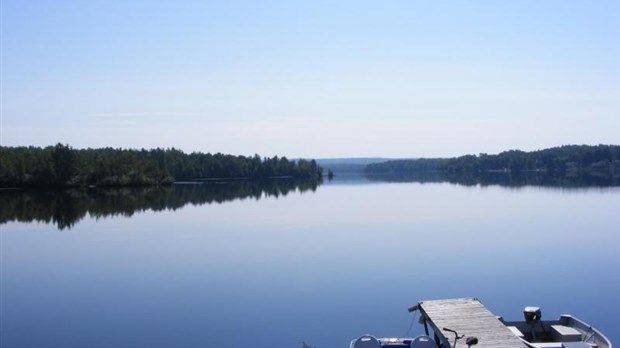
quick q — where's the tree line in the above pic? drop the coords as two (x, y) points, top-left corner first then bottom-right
(366, 145), (620, 175)
(0, 144), (323, 188)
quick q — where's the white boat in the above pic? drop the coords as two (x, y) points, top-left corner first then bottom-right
(500, 306), (612, 348)
(350, 298), (612, 348)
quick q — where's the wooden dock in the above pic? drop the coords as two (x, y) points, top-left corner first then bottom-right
(418, 298), (528, 348)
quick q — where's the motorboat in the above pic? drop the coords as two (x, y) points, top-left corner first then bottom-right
(500, 306), (612, 348)
(349, 298), (611, 348)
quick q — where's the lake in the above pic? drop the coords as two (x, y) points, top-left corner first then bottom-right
(1, 176), (619, 347)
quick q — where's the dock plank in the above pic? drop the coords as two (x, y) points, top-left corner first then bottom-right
(418, 298), (528, 348)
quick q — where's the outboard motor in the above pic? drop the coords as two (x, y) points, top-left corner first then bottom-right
(523, 306), (542, 341)
(523, 306), (542, 324)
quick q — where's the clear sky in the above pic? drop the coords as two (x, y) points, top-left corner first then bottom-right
(2, 0), (619, 158)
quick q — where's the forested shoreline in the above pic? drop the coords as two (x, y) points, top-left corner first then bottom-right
(366, 145), (620, 176)
(0, 144), (323, 188)
(3, 144), (618, 188)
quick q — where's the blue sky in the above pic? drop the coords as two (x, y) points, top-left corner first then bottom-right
(2, 0), (619, 158)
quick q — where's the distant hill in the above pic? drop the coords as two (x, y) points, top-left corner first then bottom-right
(315, 158), (393, 166)
(365, 145), (620, 177)
(316, 157), (402, 174)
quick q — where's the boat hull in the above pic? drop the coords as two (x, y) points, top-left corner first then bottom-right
(501, 315), (612, 348)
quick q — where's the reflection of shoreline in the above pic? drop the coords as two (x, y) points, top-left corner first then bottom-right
(0, 178), (321, 230)
(363, 171), (619, 188)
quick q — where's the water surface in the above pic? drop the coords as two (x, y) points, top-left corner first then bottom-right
(1, 178), (619, 347)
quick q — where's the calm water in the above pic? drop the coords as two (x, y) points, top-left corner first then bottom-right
(1, 177), (619, 347)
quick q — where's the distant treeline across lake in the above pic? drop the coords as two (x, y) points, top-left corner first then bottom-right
(366, 145), (620, 178)
(2, 144), (618, 188)
(0, 145), (323, 188)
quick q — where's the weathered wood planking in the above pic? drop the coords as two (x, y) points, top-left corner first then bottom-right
(419, 298), (528, 348)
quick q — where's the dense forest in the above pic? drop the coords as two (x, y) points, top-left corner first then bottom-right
(0, 144), (323, 188)
(366, 145), (620, 176)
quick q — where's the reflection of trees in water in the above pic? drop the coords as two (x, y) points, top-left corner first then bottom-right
(0, 179), (321, 230)
(365, 171), (619, 188)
